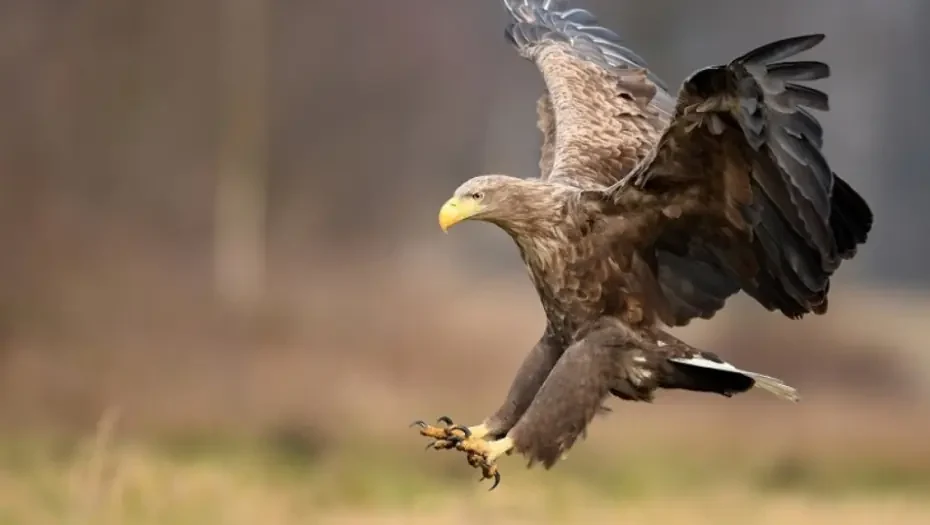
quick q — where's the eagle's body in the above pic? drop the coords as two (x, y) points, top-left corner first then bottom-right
(502, 184), (673, 338)
(415, 0), (873, 486)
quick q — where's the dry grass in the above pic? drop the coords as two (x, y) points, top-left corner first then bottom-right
(1, 401), (929, 525)
(1, 439), (928, 525)
(317, 496), (930, 525)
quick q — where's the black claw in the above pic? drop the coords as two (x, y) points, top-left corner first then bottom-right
(477, 466), (502, 490)
(449, 425), (471, 438)
(489, 471), (501, 491)
(410, 420), (427, 428)
(436, 416), (454, 426)
(424, 441), (436, 450)
(427, 439), (457, 451)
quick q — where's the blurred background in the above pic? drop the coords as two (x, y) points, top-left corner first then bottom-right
(1, 0), (928, 523)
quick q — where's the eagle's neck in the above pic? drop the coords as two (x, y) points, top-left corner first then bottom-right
(489, 180), (575, 240)
(489, 182), (613, 334)
(482, 181), (577, 271)
(495, 186), (582, 328)
(514, 228), (584, 334)
(510, 226), (566, 271)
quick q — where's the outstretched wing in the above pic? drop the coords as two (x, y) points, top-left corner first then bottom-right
(503, 0), (770, 325)
(606, 34), (873, 321)
(503, 0), (672, 188)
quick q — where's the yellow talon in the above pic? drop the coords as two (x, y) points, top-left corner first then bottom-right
(462, 423), (491, 440)
(457, 437), (514, 490)
(411, 418), (491, 450)
(410, 417), (512, 489)
(456, 436), (514, 463)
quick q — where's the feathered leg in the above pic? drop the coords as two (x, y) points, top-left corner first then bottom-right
(437, 324), (801, 489)
(411, 332), (564, 451)
(439, 322), (631, 488)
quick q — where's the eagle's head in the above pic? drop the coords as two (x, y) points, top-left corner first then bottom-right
(437, 174), (530, 232)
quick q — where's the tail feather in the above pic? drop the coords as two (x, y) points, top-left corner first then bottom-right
(667, 354), (801, 402)
(744, 370), (802, 402)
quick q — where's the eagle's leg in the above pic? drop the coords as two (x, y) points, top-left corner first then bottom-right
(410, 417), (491, 450)
(411, 334), (561, 461)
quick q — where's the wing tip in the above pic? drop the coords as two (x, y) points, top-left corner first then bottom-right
(734, 33), (827, 67)
(500, 0), (671, 93)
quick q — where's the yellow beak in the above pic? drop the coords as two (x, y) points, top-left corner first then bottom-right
(438, 196), (479, 232)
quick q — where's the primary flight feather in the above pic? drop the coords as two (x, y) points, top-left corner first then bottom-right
(415, 0), (873, 489)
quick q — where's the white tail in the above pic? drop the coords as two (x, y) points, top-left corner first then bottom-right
(668, 355), (801, 402)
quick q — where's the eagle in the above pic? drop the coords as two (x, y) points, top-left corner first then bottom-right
(411, 0), (873, 489)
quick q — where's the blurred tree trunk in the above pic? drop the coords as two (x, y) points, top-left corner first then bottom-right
(215, 0), (268, 313)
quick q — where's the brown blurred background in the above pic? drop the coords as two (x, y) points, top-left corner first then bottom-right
(0, 1), (928, 523)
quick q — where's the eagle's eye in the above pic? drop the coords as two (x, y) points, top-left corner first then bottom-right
(470, 191), (484, 200)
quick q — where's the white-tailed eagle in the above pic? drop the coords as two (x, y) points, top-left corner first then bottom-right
(412, 0), (872, 489)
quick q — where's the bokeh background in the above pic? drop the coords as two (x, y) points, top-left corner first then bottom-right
(2, 0), (929, 523)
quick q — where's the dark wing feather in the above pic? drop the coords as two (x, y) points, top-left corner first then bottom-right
(608, 34), (872, 321)
(502, 0), (672, 188)
(830, 174), (873, 257)
(655, 243), (741, 326)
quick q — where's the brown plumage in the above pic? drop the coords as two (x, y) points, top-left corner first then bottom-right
(416, 0), (873, 485)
